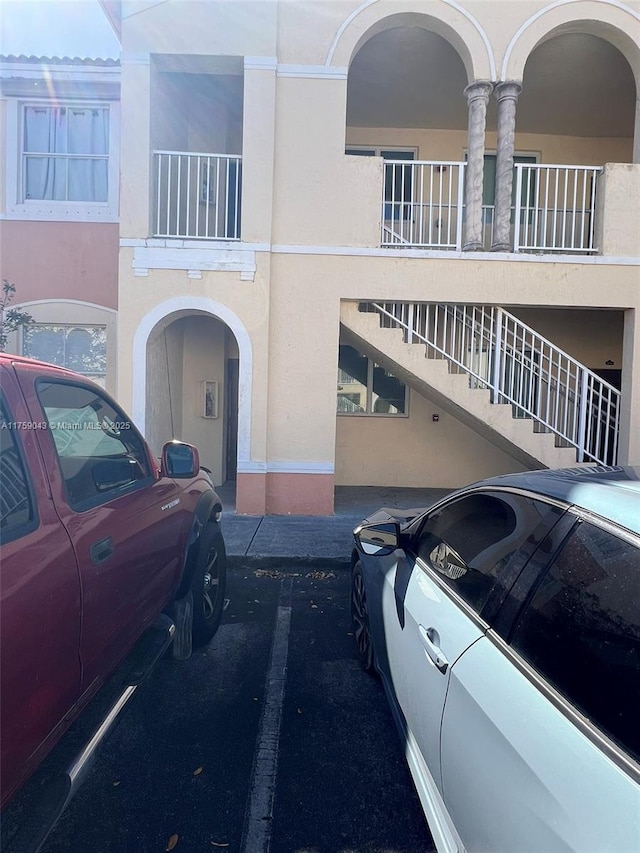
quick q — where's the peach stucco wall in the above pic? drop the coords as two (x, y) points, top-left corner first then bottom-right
(0, 221), (119, 310)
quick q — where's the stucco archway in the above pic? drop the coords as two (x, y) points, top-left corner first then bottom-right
(502, 1), (640, 86)
(132, 297), (253, 478)
(327, 0), (496, 83)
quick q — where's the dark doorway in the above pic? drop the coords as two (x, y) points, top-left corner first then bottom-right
(225, 358), (239, 480)
(592, 368), (621, 390)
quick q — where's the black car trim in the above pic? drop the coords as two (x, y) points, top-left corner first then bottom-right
(567, 507), (640, 549)
(407, 485), (569, 538)
(490, 512), (579, 642)
(485, 627), (640, 784)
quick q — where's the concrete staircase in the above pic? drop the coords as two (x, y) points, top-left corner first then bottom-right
(341, 301), (581, 470)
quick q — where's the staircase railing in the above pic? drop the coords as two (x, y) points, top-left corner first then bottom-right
(361, 302), (620, 465)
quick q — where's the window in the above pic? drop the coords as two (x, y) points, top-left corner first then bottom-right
(6, 98), (119, 221)
(415, 492), (559, 616)
(23, 105), (109, 202)
(0, 401), (36, 542)
(23, 325), (107, 386)
(510, 521), (640, 762)
(37, 381), (151, 510)
(337, 344), (407, 415)
(480, 153), (538, 216)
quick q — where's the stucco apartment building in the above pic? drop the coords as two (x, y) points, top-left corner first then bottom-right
(2, 0), (639, 515)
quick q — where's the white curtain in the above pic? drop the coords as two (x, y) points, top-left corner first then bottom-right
(24, 106), (109, 202)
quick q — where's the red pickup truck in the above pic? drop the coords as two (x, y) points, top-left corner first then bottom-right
(0, 353), (226, 817)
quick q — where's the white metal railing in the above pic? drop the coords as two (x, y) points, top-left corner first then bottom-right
(153, 151), (242, 240)
(382, 161), (466, 250)
(514, 164), (601, 254)
(361, 301), (620, 465)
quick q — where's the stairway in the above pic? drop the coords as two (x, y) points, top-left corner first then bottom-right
(341, 301), (620, 469)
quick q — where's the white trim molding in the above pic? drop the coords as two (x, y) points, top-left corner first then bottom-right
(236, 461), (335, 475)
(0, 62), (120, 83)
(271, 244), (640, 266)
(267, 461), (335, 475)
(132, 297), (254, 466)
(277, 64), (348, 79)
(237, 460), (268, 475)
(130, 245), (257, 279)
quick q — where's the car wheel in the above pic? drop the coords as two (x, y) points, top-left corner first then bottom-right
(351, 561), (376, 674)
(191, 521), (227, 647)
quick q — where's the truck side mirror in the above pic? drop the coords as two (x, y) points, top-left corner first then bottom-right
(161, 441), (199, 479)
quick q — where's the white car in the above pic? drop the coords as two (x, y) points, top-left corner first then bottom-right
(351, 467), (640, 852)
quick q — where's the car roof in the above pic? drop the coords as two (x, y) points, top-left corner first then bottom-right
(0, 353), (76, 377)
(471, 466), (640, 537)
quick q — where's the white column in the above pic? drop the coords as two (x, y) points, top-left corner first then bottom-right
(242, 57), (278, 244)
(120, 54), (151, 239)
(463, 81), (493, 251)
(491, 80), (522, 252)
(619, 307), (640, 465)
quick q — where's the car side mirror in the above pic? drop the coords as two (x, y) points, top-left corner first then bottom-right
(428, 541), (468, 579)
(354, 521), (401, 556)
(161, 441), (199, 479)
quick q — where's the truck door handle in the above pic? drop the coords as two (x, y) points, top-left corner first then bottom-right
(418, 625), (449, 674)
(90, 536), (114, 565)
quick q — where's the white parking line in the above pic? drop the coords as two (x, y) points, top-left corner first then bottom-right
(240, 578), (292, 853)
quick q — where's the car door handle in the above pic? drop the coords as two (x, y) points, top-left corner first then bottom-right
(90, 536), (114, 565)
(418, 625), (449, 674)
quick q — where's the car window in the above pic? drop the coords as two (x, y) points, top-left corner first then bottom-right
(36, 380), (152, 510)
(0, 401), (36, 542)
(510, 521), (640, 763)
(415, 492), (560, 616)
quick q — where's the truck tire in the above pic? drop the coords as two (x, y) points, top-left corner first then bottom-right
(191, 521), (227, 647)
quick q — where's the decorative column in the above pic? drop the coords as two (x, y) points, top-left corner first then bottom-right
(491, 80), (522, 252)
(463, 81), (493, 251)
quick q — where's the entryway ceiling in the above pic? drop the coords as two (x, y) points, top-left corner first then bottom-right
(346, 29), (635, 138)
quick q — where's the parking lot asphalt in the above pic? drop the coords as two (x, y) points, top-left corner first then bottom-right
(221, 485), (450, 569)
(2, 486), (449, 853)
(3, 567), (436, 853)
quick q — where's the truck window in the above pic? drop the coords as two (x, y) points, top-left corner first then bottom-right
(36, 381), (152, 510)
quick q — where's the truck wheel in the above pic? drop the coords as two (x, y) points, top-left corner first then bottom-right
(191, 521), (227, 647)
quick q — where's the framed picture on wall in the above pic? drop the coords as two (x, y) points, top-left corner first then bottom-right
(202, 380), (218, 418)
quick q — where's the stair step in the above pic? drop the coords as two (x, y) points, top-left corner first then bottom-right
(342, 304), (583, 469)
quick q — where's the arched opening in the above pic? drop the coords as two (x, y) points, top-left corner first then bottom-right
(145, 311), (240, 491)
(497, 27), (637, 254)
(518, 31), (636, 160)
(345, 18), (475, 249)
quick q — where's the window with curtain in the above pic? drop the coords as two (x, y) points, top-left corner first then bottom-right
(23, 325), (107, 385)
(22, 105), (109, 203)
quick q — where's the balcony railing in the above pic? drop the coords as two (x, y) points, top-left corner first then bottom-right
(514, 164), (601, 253)
(381, 162), (601, 254)
(381, 161), (466, 250)
(153, 151), (241, 240)
(362, 301), (620, 465)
